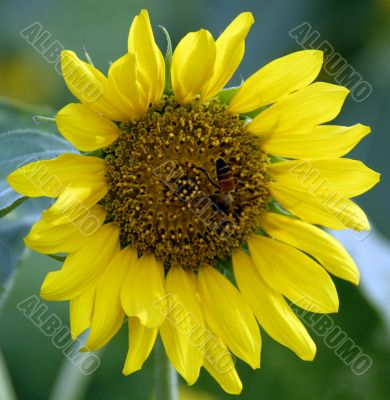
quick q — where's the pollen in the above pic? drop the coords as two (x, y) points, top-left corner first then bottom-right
(101, 96), (270, 269)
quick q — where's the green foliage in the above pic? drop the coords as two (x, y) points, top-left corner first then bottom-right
(0, 96), (56, 133)
(0, 128), (77, 215)
(0, 198), (50, 310)
(217, 86), (241, 105)
(0, 98), (75, 309)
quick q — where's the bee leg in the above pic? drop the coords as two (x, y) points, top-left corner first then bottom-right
(194, 166), (220, 190)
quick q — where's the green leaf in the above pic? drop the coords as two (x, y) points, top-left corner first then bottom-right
(217, 86), (241, 105)
(0, 198), (50, 311)
(244, 105), (268, 119)
(0, 129), (77, 216)
(0, 96), (57, 133)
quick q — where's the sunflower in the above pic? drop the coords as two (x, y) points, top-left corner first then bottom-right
(7, 9), (379, 395)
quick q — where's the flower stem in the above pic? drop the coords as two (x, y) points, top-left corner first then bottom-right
(0, 349), (17, 400)
(49, 332), (100, 400)
(154, 338), (178, 400)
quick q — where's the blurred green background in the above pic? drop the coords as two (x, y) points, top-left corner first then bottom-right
(1, 0), (390, 399)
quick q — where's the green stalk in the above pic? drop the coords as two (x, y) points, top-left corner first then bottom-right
(49, 333), (100, 400)
(154, 338), (178, 400)
(0, 349), (17, 400)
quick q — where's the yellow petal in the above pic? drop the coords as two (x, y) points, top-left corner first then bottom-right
(86, 247), (137, 350)
(122, 317), (158, 375)
(261, 212), (360, 284)
(42, 179), (108, 226)
(7, 153), (106, 198)
(229, 50), (323, 113)
(203, 333), (242, 395)
(60, 50), (127, 121)
(201, 12), (254, 100)
(24, 205), (106, 254)
(40, 223), (120, 300)
(233, 249), (316, 361)
(268, 158), (380, 199)
(171, 29), (216, 104)
(261, 124), (370, 160)
(247, 82), (349, 135)
(160, 266), (203, 385)
(56, 103), (120, 151)
(248, 235), (339, 313)
(198, 264), (261, 368)
(121, 254), (166, 328)
(107, 53), (151, 120)
(128, 9), (165, 103)
(69, 285), (96, 340)
(269, 181), (370, 231)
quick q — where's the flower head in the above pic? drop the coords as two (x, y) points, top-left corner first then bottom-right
(7, 9), (379, 394)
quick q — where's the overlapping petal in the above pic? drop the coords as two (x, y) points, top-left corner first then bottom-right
(60, 50), (127, 121)
(247, 82), (349, 135)
(203, 332), (242, 395)
(69, 285), (95, 340)
(24, 205), (106, 254)
(201, 12), (254, 100)
(108, 53), (151, 120)
(56, 103), (120, 151)
(261, 213), (360, 284)
(123, 317), (158, 375)
(261, 124), (371, 160)
(268, 158), (380, 199)
(40, 223), (120, 300)
(128, 9), (165, 103)
(248, 235), (339, 313)
(198, 264), (261, 368)
(269, 181), (370, 231)
(86, 247), (137, 350)
(229, 50), (323, 113)
(172, 29), (216, 104)
(7, 153), (106, 198)
(233, 249), (316, 360)
(160, 266), (203, 385)
(121, 254), (166, 328)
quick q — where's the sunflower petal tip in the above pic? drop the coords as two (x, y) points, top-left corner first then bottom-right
(302, 345), (317, 362)
(23, 235), (31, 247)
(242, 11), (255, 24)
(351, 274), (360, 286)
(314, 49), (324, 63)
(122, 364), (140, 376)
(332, 296), (340, 313)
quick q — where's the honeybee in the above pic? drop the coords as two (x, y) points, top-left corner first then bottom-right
(198, 158), (261, 215)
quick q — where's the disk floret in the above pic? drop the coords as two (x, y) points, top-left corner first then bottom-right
(102, 96), (270, 269)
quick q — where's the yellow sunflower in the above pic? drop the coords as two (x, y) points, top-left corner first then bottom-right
(7, 9), (379, 394)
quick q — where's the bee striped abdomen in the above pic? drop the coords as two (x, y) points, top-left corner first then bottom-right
(216, 158), (235, 193)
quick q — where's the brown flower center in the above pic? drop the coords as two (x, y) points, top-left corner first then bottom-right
(101, 96), (270, 269)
